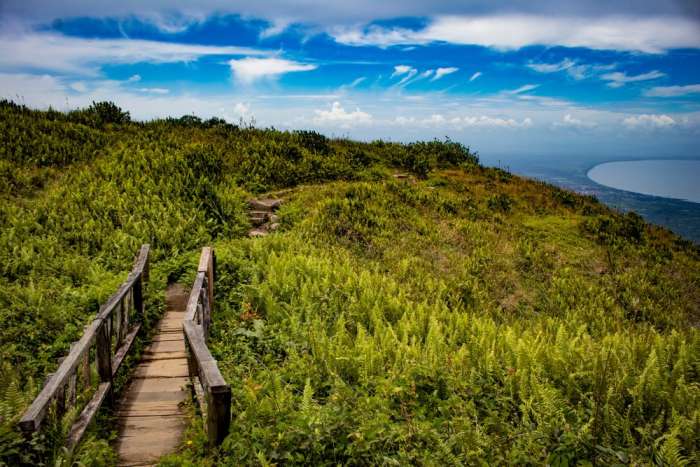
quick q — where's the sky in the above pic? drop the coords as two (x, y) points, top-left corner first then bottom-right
(1, 0), (700, 158)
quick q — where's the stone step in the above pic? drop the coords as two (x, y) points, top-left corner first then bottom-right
(249, 228), (268, 237)
(250, 218), (267, 227)
(248, 199), (282, 211)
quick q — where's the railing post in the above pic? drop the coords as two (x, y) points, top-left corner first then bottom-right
(133, 273), (144, 319)
(207, 382), (231, 447)
(95, 319), (113, 406)
(210, 249), (216, 315)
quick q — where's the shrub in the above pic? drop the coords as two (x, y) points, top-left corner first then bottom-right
(69, 101), (131, 127)
(487, 193), (513, 213)
(583, 212), (646, 244)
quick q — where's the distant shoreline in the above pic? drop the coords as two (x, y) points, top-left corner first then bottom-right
(586, 159), (700, 205)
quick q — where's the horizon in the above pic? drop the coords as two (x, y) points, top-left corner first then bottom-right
(1, 1), (700, 158)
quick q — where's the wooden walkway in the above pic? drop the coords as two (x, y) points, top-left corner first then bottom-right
(19, 246), (230, 463)
(115, 284), (190, 466)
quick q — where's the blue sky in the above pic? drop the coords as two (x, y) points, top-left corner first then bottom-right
(1, 1), (699, 157)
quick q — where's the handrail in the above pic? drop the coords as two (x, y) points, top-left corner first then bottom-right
(183, 247), (231, 447)
(18, 245), (150, 449)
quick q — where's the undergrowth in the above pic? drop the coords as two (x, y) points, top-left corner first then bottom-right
(1, 100), (698, 465)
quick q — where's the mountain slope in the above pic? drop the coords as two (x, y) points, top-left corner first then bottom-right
(0, 101), (698, 465)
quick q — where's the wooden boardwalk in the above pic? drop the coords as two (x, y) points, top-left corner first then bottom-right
(19, 246), (230, 463)
(115, 284), (190, 466)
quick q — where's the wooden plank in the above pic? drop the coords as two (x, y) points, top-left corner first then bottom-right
(184, 273), (204, 322)
(97, 244), (149, 323)
(123, 376), (189, 395)
(115, 415), (185, 465)
(197, 247), (212, 273)
(131, 359), (189, 379)
(141, 351), (188, 361)
(150, 333), (185, 342)
(144, 339), (185, 354)
(115, 282), (189, 465)
(116, 400), (185, 417)
(66, 382), (111, 449)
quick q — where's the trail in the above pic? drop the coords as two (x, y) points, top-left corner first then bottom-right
(114, 284), (189, 466)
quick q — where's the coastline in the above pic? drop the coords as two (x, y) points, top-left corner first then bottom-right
(586, 159), (700, 205)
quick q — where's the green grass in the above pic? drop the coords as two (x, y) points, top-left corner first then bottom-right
(1, 100), (698, 465)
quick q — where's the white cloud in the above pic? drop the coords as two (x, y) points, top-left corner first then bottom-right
(312, 101), (372, 128)
(469, 71), (482, 82)
(0, 31), (268, 76)
(347, 76), (367, 88)
(431, 67), (458, 81)
(233, 102), (250, 115)
(527, 58), (617, 80)
(423, 114), (446, 125)
(229, 57), (316, 83)
(390, 65), (418, 85)
(137, 87), (170, 94)
(259, 18), (291, 39)
(566, 63), (617, 80)
(331, 15), (700, 53)
(527, 59), (576, 74)
(504, 84), (540, 94)
(136, 11), (206, 33)
(391, 65), (414, 78)
(623, 114), (676, 129)
(554, 113), (597, 129)
(419, 69), (435, 79)
(601, 70), (665, 88)
(70, 81), (88, 92)
(392, 112), (533, 129)
(644, 84), (700, 97)
(458, 115), (533, 128)
(127, 74), (142, 83)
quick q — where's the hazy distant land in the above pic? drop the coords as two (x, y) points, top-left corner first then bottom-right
(483, 155), (700, 244)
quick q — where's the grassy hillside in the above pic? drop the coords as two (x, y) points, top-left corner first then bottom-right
(1, 100), (698, 465)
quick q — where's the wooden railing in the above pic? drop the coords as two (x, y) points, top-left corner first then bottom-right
(183, 247), (231, 447)
(19, 245), (150, 449)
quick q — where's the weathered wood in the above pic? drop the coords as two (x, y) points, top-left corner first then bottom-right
(19, 244), (150, 451)
(192, 376), (206, 417)
(200, 280), (211, 339)
(133, 276), (144, 319)
(81, 348), (91, 389)
(96, 320), (113, 407)
(137, 244), (149, 283)
(183, 248), (231, 448)
(115, 285), (189, 465)
(55, 359), (67, 419)
(197, 246), (215, 316)
(66, 382), (111, 450)
(96, 245), (149, 323)
(67, 343), (78, 407)
(111, 324), (142, 378)
(207, 374), (231, 447)
(19, 319), (100, 433)
(184, 273), (204, 322)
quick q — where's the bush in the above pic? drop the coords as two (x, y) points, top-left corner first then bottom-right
(487, 193), (513, 213)
(583, 212), (646, 244)
(69, 101), (131, 127)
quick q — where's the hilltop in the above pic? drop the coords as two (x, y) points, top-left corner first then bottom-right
(1, 100), (698, 465)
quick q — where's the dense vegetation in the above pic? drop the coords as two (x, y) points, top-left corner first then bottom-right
(1, 100), (698, 466)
